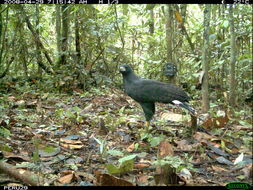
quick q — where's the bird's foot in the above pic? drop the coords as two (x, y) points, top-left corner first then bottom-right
(144, 121), (153, 132)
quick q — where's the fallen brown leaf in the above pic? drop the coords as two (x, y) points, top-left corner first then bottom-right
(61, 144), (84, 150)
(242, 164), (253, 179)
(159, 140), (174, 158)
(58, 173), (74, 184)
(202, 111), (229, 129)
(134, 163), (150, 169)
(194, 132), (213, 142)
(126, 143), (135, 152)
(137, 174), (149, 184)
(75, 171), (96, 182)
(211, 165), (228, 172)
(96, 173), (134, 186)
(160, 112), (186, 122)
(60, 138), (82, 144)
(175, 140), (193, 151)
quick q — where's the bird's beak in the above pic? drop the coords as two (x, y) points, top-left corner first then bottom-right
(119, 66), (126, 72)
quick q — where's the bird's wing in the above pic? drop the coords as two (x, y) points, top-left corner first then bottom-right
(126, 78), (190, 103)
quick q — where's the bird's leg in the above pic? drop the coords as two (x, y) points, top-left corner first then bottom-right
(140, 102), (155, 131)
(145, 121), (150, 128)
(145, 121), (152, 132)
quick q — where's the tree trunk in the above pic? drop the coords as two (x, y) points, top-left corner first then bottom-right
(147, 5), (155, 54)
(218, 5), (224, 88)
(228, 5), (236, 106)
(0, 5), (2, 51)
(75, 11), (81, 65)
(0, 5), (2, 64)
(149, 5), (154, 35)
(55, 5), (61, 63)
(201, 4), (211, 113)
(165, 5), (173, 62)
(165, 5), (176, 84)
(121, 4), (128, 53)
(17, 16), (28, 78)
(122, 4), (128, 37)
(60, 5), (69, 65)
(0, 6), (8, 65)
(35, 4), (43, 76)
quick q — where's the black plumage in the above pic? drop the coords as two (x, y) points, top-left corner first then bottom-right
(119, 64), (195, 127)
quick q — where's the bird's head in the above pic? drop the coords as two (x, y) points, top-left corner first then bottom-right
(119, 64), (133, 74)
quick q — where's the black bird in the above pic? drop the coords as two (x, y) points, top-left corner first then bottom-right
(119, 64), (195, 129)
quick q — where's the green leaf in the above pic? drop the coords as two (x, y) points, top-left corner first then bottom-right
(93, 137), (102, 144)
(150, 136), (163, 147)
(32, 150), (40, 162)
(1, 144), (12, 152)
(39, 146), (61, 157)
(65, 110), (75, 118)
(223, 20), (229, 28)
(209, 34), (216, 42)
(119, 159), (134, 173)
(118, 154), (137, 164)
(106, 159), (134, 175)
(153, 156), (184, 169)
(73, 106), (82, 113)
(106, 163), (121, 175)
(43, 146), (56, 153)
(238, 120), (251, 127)
(137, 152), (147, 158)
(236, 175), (246, 180)
(210, 103), (218, 108)
(16, 162), (37, 169)
(107, 149), (124, 157)
(0, 127), (10, 138)
(134, 143), (139, 151)
(118, 106), (125, 114)
(140, 132), (152, 141)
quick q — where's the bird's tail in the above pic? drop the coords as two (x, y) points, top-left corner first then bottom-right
(172, 100), (195, 115)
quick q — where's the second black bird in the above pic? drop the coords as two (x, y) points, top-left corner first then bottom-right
(119, 64), (195, 129)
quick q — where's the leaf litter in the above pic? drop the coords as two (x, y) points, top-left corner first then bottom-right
(0, 88), (252, 186)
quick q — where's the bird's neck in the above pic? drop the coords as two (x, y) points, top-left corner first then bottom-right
(123, 72), (139, 84)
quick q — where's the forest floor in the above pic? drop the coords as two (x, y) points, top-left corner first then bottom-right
(0, 86), (252, 186)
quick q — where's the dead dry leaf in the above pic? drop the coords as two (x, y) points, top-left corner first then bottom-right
(137, 174), (149, 184)
(60, 138), (82, 144)
(175, 140), (193, 151)
(159, 140), (174, 158)
(134, 163), (150, 169)
(242, 164), (253, 179)
(58, 173), (74, 184)
(194, 132), (213, 142)
(61, 144), (84, 150)
(160, 112), (184, 122)
(96, 173), (134, 186)
(126, 143), (135, 152)
(211, 165), (228, 172)
(75, 172), (96, 182)
(202, 111), (229, 129)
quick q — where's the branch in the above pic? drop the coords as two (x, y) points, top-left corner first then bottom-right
(17, 5), (54, 74)
(0, 5), (8, 14)
(0, 56), (14, 79)
(113, 5), (125, 48)
(0, 161), (40, 186)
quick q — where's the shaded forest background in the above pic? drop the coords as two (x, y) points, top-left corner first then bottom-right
(0, 4), (252, 109)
